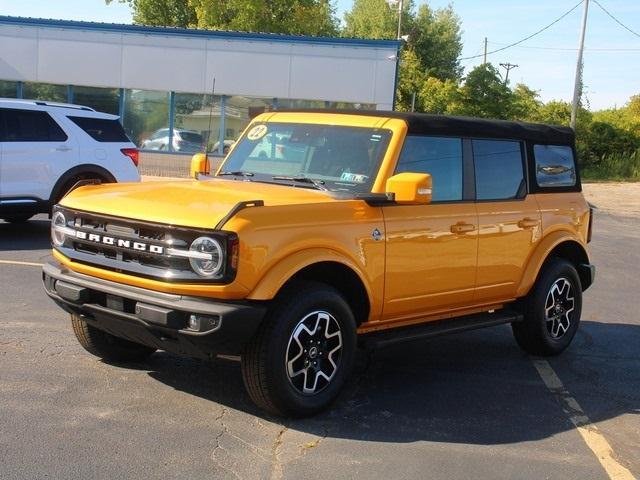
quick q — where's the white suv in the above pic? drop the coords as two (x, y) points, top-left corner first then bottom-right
(0, 99), (140, 223)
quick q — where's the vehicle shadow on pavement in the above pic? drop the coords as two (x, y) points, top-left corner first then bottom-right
(142, 319), (639, 446)
(0, 217), (51, 251)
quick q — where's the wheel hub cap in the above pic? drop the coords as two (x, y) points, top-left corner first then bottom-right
(545, 277), (575, 339)
(285, 311), (343, 395)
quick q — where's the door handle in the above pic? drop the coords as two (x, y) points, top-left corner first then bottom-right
(450, 222), (475, 234)
(518, 218), (539, 229)
(55, 146), (72, 152)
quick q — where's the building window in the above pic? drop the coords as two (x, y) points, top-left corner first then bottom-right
(23, 82), (67, 103)
(225, 96), (273, 142)
(173, 93), (222, 153)
(73, 86), (120, 115)
(0, 80), (18, 98)
(122, 89), (170, 149)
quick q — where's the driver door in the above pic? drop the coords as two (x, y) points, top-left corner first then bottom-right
(382, 135), (478, 321)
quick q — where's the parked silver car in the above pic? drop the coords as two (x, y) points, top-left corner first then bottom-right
(141, 128), (204, 152)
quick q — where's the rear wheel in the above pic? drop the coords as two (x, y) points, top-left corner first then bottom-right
(71, 313), (156, 363)
(241, 282), (356, 417)
(512, 258), (582, 356)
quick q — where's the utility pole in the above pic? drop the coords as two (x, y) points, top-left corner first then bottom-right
(499, 62), (518, 85)
(397, 0), (404, 41)
(483, 37), (488, 64)
(571, 0), (589, 130)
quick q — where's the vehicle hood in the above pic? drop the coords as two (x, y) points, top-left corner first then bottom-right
(59, 178), (335, 230)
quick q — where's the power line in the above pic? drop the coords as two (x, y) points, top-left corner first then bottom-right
(459, 0), (584, 60)
(592, 0), (640, 38)
(488, 41), (640, 52)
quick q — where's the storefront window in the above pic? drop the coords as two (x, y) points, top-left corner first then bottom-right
(23, 82), (67, 102)
(224, 96), (273, 142)
(122, 89), (170, 149)
(73, 86), (119, 115)
(173, 93), (223, 153)
(0, 80), (18, 98)
(276, 98), (326, 109)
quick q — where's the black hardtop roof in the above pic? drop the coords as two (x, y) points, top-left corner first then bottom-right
(280, 110), (575, 145)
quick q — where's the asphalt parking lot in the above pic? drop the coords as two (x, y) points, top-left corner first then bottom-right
(1, 212), (638, 480)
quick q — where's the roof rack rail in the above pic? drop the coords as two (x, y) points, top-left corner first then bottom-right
(33, 101), (95, 112)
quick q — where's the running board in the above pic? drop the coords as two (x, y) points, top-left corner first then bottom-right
(360, 309), (523, 349)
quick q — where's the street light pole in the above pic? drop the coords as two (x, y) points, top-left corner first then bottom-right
(570, 0), (589, 130)
(397, 0), (404, 40)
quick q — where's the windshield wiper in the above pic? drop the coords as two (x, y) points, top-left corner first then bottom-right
(271, 175), (328, 191)
(218, 171), (254, 178)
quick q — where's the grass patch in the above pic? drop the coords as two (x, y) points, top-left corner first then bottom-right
(582, 149), (640, 181)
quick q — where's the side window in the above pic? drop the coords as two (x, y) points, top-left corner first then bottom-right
(2, 108), (67, 142)
(396, 136), (463, 201)
(473, 139), (524, 201)
(68, 116), (131, 142)
(534, 144), (576, 187)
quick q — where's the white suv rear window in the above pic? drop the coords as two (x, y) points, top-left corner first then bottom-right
(68, 116), (130, 143)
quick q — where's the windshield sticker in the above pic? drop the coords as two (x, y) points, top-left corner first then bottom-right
(247, 124), (268, 141)
(340, 172), (368, 184)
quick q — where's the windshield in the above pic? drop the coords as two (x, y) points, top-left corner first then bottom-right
(219, 123), (392, 192)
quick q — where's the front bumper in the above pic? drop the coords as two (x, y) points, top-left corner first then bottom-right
(42, 261), (266, 359)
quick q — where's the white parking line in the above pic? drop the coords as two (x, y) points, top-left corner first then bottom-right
(532, 359), (636, 480)
(0, 259), (44, 267)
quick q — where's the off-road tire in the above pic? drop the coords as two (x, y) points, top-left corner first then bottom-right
(71, 313), (156, 362)
(512, 258), (582, 356)
(241, 281), (357, 417)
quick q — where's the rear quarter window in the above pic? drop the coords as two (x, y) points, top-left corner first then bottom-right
(534, 144), (576, 187)
(68, 116), (131, 142)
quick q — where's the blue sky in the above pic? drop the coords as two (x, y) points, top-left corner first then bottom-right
(1, 0), (638, 110)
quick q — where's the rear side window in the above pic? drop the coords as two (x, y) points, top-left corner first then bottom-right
(0, 108), (67, 142)
(68, 116), (130, 142)
(534, 144), (576, 187)
(473, 139), (524, 201)
(396, 136), (463, 201)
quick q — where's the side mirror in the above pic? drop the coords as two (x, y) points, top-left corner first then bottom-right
(386, 172), (432, 205)
(190, 153), (210, 179)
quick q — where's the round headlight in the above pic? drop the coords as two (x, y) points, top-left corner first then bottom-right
(189, 236), (224, 277)
(51, 211), (67, 247)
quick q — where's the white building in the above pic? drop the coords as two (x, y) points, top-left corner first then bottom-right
(0, 16), (399, 159)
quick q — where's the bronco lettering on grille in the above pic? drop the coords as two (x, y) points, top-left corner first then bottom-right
(74, 230), (164, 254)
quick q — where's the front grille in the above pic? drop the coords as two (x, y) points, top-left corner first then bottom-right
(53, 207), (232, 283)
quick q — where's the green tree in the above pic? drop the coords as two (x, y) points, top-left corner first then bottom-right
(396, 48), (424, 111)
(419, 77), (461, 114)
(456, 64), (514, 119)
(109, 0), (338, 36)
(343, 0), (405, 40)
(106, 0), (197, 27)
(410, 4), (462, 81)
(511, 84), (542, 121)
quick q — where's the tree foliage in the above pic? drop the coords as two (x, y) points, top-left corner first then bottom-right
(106, 0), (196, 27)
(108, 0), (338, 35)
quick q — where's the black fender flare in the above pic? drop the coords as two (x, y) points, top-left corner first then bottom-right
(50, 164), (117, 205)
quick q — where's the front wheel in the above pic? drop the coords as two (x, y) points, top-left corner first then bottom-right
(512, 258), (582, 356)
(241, 282), (357, 417)
(71, 313), (156, 363)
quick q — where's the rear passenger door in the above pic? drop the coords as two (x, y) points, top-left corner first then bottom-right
(472, 139), (542, 303)
(382, 136), (478, 320)
(0, 108), (76, 202)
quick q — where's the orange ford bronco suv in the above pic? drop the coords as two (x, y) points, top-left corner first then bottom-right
(43, 111), (595, 417)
